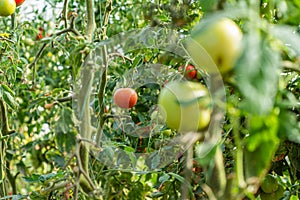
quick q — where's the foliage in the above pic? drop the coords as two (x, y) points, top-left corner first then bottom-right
(0, 0), (299, 199)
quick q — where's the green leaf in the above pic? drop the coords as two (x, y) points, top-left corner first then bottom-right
(54, 107), (76, 153)
(278, 111), (300, 143)
(244, 112), (280, 180)
(149, 192), (164, 198)
(70, 43), (87, 80)
(0, 84), (18, 109)
(23, 172), (64, 184)
(195, 142), (218, 166)
(271, 25), (300, 55)
(22, 174), (40, 183)
(236, 32), (280, 115)
(200, 0), (218, 12)
(0, 194), (27, 200)
(158, 173), (170, 183)
(245, 113), (279, 152)
(168, 172), (185, 183)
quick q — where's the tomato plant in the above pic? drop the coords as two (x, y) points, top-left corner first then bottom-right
(0, 0), (299, 200)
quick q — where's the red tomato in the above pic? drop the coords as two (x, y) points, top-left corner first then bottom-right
(113, 88), (138, 109)
(178, 65), (197, 79)
(15, 0), (25, 7)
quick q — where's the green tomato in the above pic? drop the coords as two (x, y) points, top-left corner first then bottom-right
(185, 18), (243, 74)
(261, 174), (278, 194)
(260, 185), (284, 200)
(158, 80), (211, 132)
(0, 0), (16, 17)
(161, 129), (172, 137)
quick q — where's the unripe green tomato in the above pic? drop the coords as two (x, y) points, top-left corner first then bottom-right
(158, 80), (211, 132)
(260, 185), (284, 200)
(161, 129), (172, 137)
(196, 71), (202, 80)
(23, 37), (35, 46)
(261, 174), (278, 194)
(185, 18), (243, 74)
(0, 0), (16, 17)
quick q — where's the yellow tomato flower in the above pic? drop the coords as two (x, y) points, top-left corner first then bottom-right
(0, 32), (10, 38)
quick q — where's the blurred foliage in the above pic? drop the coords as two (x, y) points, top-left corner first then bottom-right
(0, 0), (299, 199)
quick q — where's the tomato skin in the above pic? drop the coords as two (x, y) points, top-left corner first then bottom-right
(15, 0), (24, 6)
(113, 88), (138, 109)
(0, 0), (16, 17)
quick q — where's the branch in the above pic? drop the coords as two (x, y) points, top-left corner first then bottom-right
(56, 95), (73, 103)
(109, 52), (134, 63)
(10, 12), (16, 30)
(27, 15), (81, 88)
(85, 0), (96, 42)
(0, 36), (15, 44)
(60, 0), (70, 28)
(73, 0), (97, 197)
(96, 0), (113, 145)
(205, 74), (227, 198)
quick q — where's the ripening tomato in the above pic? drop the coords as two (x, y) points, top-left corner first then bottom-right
(113, 88), (138, 109)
